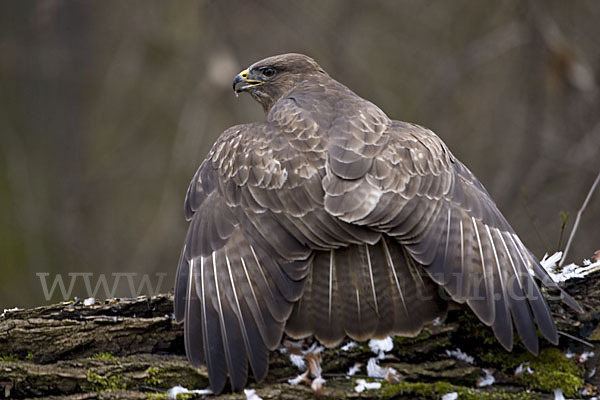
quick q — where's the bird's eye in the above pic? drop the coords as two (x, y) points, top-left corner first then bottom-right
(262, 67), (276, 78)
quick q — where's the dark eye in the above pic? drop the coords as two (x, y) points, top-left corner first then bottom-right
(262, 67), (276, 78)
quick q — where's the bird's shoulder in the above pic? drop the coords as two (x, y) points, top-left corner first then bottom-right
(380, 120), (455, 176)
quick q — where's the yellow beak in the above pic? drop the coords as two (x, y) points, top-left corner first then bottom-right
(232, 69), (264, 93)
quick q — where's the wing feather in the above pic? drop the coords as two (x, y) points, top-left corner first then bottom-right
(175, 123), (318, 390)
(224, 247), (269, 381)
(183, 258), (204, 365)
(495, 228), (539, 353)
(323, 120), (581, 353)
(196, 255), (228, 393)
(211, 251), (249, 390)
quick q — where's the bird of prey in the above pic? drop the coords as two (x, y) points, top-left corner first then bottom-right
(174, 53), (581, 392)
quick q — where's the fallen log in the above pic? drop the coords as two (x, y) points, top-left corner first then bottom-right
(1, 270), (599, 399)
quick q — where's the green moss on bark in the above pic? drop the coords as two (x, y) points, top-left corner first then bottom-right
(381, 381), (541, 400)
(479, 348), (583, 397)
(84, 370), (127, 392)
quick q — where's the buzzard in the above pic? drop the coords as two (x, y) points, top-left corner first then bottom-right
(174, 53), (581, 392)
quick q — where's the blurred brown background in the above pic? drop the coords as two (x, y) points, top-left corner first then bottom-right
(1, 0), (599, 308)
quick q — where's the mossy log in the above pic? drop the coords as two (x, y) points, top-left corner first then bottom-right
(1, 271), (600, 399)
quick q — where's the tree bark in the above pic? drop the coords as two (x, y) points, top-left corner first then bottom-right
(1, 272), (599, 399)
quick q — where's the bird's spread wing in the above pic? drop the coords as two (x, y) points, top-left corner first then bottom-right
(174, 120), (379, 392)
(324, 119), (581, 354)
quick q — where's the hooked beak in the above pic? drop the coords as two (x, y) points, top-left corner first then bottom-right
(232, 68), (264, 93)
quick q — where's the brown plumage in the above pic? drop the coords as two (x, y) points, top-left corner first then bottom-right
(174, 53), (581, 392)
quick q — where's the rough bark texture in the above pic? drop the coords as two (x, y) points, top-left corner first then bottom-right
(1, 272), (599, 399)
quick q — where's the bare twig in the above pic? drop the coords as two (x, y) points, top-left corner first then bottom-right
(560, 169), (600, 266)
(557, 211), (569, 252)
(557, 330), (594, 348)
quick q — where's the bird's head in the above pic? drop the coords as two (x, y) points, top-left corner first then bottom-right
(233, 53), (327, 112)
